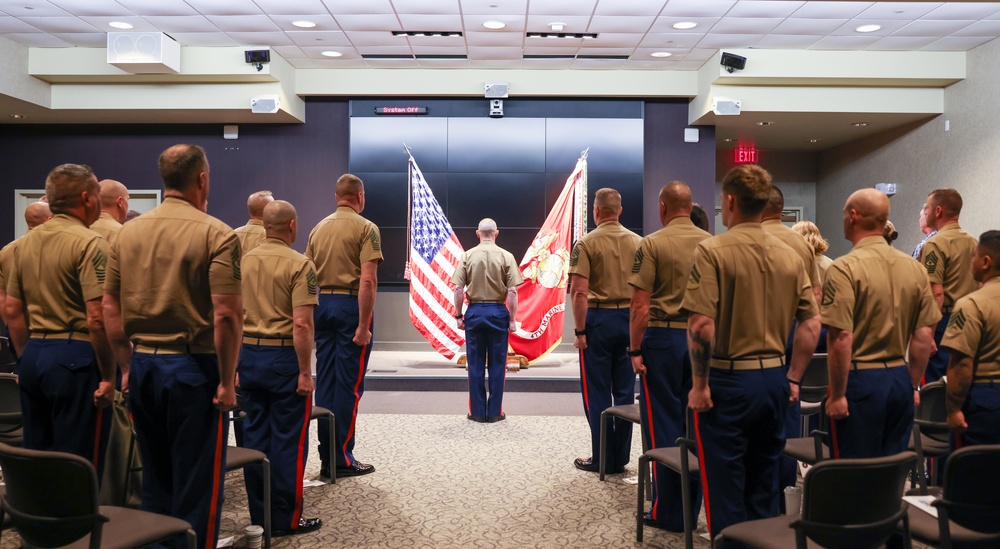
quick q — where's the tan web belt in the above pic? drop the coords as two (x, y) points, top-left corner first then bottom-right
(30, 331), (89, 342)
(851, 358), (907, 370)
(242, 336), (293, 347)
(709, 356), (784, 371)
(320, 288), (358, 296)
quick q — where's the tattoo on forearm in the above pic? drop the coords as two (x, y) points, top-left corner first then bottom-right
(946, 382), (970, 412)
(691, 331), (711, 377)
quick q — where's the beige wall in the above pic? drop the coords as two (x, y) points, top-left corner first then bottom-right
(817, 37), (1000, 259)
(716, 151), (819, 232)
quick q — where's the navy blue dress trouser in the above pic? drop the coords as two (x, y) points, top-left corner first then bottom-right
(580, 307), (634, 472)
(925, 313), (951, 384)
(953, 382), (1000, 448)
(638, 327), (700, 531)
(314, 293), (372, 469)
(463, 302), (509, 419)
(831, 365), (913, 459)
(239, 344), (311, 530)
(129, 352), (228, 549)
(18, 338), (111, 481)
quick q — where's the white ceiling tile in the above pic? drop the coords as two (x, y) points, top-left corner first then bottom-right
(334, 14), (401, 32)
(285, 57), (316, 68)
(467, 46), (521, 59)
(525, 15), (590, 32)
(410, 45), (466, 55)
(924, 3), (1000, 21)
(0, 16), (45, 32)
(185, 0), (263, 16)
(632, 46), (687, 58)
(251, 0), (329, 16)
(830, 19), (909, 36)
(460, 0), (527, 15)
(225, 31), (294, 46)
(314, 58), (366, 68)
(415, 58), (470, 68)
(48, 0), (133, 17)
(1, 32), (72, 46)
(397, 14), (463, 30)
(696, 33), (764, 49)
(586, 32), (642, 47)
(674, 59), (706, 70)
(893, 20), (975, 37)
(922, 35), (995, 50)
(683, 48), (719, 62)
(593, 0), (667, 17)
(573, 58), (626, 69)
(523, 45), (578, 55)
(406, 34), (465, 46)
(587, 15), (654, 33)
(142, 16), (218, 33)
(727, 1), (804, 18)
(954, 20), (1000, 36)
(205, 15), (279, 32)
(869, 36), (941, 50)
(50, 32), (107, 46)
(393, 0), (461, 15)
(649, 16), (722, 33)
(638, 32), (702, 48)
(856, 2), (941, 20)
(361, 58), (419, 68)
(808, 35), (882, 50)
(299, 44), (365, 56)
(461, 14), (526, 31)
(520, 57), (575, 68)
(347, 45), (411, 56)
(524, 36), (583, 48)
(771, 18), (848, 35)
(791, 2), (872, 20)
(752, 34), (823, 49)
(465, 31), (524, 46)
(268, 14), (340, 31)
(320, 0), (394, 15)
(286, 30), (351, 47)
(1, 3), (70, 17)
(344, 31), (403, 46)
(80, 16), (158, 32)
(167, 32), (238, 46)
(626, 59), (678, 69)
(712, 17), (782, 34)
(578, 46), (633, 55)
(527, 0), (597, 17)
(18, 17), (100, 33)
(271, 45), (308, 58)
(116, 0), (198, 16)
(470, 59), (523, 68)
(660, 0), (735, 18)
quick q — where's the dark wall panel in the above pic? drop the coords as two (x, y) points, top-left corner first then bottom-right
(446, 118), (547, 173)
(349, 118), (449, 173)
(545, 118), (645, 174)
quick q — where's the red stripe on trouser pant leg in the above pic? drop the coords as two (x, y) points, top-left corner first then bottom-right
(579, 349), (590, 417)
(343, 344), (366, 467)
(292, 397), (312, 528)
(693, 411), (712, 538)
(205, 412), (225, 549)
(91, 407), (105, 469)
(641, 375), (660, 520)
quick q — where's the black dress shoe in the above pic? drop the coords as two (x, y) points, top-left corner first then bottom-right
(467, 414), (488, 423)
(488, 413), (506, 423)
(574, 457), (600, 472)
(318, 464), (331, 480)
(272, 517), (323, 537)
(336, 461), (375, 477)
(642, 512), (684, 533)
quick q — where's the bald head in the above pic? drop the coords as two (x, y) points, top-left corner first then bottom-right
(263, 200), (298, 244)
(24, 201), (51, 229)
(247, 190), (274, 219)
(99, 180), (128, 208)
(659, 181), (693, 214)
(477, 218), (498, 241)
(845, 188), (890, 233)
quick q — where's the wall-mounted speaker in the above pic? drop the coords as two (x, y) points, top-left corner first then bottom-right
(485, 82), (509, 98)
(712, 98), (742, 116)
(107, 32), (180, 74)
(251, 96), (280, 114)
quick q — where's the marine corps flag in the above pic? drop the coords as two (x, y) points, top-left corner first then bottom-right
(509, 151), (589, 363)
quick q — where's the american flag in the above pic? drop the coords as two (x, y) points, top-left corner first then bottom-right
(404, 155), (466, 360)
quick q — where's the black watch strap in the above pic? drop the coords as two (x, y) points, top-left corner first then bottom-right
(574, 329), (587, 336)
(627, 348), (642, 357)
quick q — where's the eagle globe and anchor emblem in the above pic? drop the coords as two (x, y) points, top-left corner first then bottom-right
(520, 232), (570, 290)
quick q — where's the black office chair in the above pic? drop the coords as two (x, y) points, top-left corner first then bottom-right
(717, 450), (917, 549)
(906, 444), (1000, 548)
(0, 373), (23, 447)
(636, 410), (700, 549)
(798, 353), (828, 436)
(0, 336), (15, 374)
(599, 402), (643, 480)
(225, 446), (272, 548)
(0, 442), (196, 549)
(909, 379), (950, 494)
(782, 396), (830, 467)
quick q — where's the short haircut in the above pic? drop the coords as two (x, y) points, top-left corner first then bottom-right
(721, 164), (772, 216)
(46, 164), (96, 214)
(335, 174), (364, 199)
(763, 185), (784, 217)
(979, 231), (1000, 265)
(158, 144), (207, 191)
(690, 204), (710, 232)
(929, 188), (963, 218)
(659, 181), (693, 213)
(247, 190), (274, 217)
(883, 220), (899, 244)
(791, 221), (829, 255)
(594, 188), (622, 217)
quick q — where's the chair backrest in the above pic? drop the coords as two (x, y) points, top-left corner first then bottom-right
(800, 354), (829, 403)
(915, 380), (949, 443)
(0, 441), (105, 548)
(0, 374), (21, 425)
(797, 451), (917, 549)
(940, 444), (1000, 533)
(0, 337), (15, 374)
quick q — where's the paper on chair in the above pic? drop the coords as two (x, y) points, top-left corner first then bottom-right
(902, 495), (938, 518)
(216, 536), (234, 548)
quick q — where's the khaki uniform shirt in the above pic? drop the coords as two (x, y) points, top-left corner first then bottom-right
(822, 236), (941, 362)
(681, 223), (818, 359)
(105, 197), (242, 351)
(6, 214), (107, 334)
(817, 254), (834, 284)
(919, 222), (978, 310)
(90, 212), (122, 245)
(451, 241), (522, 302)
(0, 238), (20, 297)
(941, 277), (1000, 379)
(306, 206), (383, 289)
(628, 217), (711, 323)
(763, 219), (822, 292)
(569, 220), (642, 304)
(242, 238), (319, 339)
(235, 219), (267, 254)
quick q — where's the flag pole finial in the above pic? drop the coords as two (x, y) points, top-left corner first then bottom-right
(580, 147), (589, 159)
(403, 143), (413, 156)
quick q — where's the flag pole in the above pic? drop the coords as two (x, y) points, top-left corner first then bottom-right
(403, 143), (414, 280)
(573, 148), (590, 244)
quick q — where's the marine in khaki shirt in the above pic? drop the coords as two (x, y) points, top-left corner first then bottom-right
(761, 186), (822, 302)
(0, 202), (51, 326)
(451, 239), (523, 304)
(942, 230), (1000, 445)
(306, 207), (383, 292)
(234, 190), (274, 254)
(89, 179), (129, 245)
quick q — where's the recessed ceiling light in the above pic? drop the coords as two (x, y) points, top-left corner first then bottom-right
(672, 22), (698, 30)
(757, 121), (774, 126)
(650, 51), (672, 58)
(852, 122), (870, 127)
(855, 24), (881, 33)
(549, 22), (565, 32)
(321, 51), (343, 57)
(808, 138), (821, 143)
(482, 21), (506, 30)
(292, 20), (317, 28)
(108, 21), (133, 30)
(10, 114), (25, 119)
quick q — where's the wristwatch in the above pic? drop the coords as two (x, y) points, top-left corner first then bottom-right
(627, 348), (642, 357)
(454, 313), (463, 319)
(574, 329), (587, 336)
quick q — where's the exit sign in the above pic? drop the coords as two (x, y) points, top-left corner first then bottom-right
(735, 147), (759, 164)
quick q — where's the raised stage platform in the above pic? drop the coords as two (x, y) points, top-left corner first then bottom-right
(364, 350), (583, 392)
